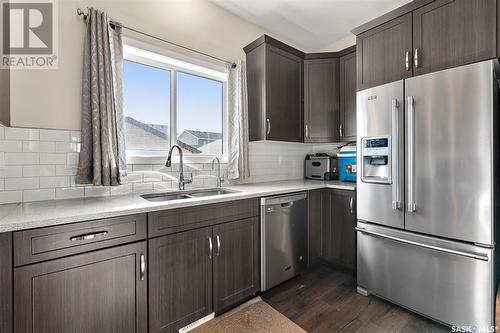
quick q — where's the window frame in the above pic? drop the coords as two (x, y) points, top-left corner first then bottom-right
(122, 40), (229, 164)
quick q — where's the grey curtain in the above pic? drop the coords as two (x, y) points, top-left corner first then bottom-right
(76, 8), (127, 186)
(227, 60), (250, 181)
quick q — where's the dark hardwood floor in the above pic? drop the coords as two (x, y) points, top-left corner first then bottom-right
(262, 265), (448, 333)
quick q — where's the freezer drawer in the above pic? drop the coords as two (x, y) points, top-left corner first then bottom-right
(357, 222), (494, 327)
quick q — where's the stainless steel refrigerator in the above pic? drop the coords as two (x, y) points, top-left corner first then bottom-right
(356, 59), (499, 327)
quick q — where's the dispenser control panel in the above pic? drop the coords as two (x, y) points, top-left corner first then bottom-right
(361, 136), (391, 184)
(363, 138), (389, 156)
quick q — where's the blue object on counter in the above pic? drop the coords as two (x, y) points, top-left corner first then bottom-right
(338, 145), (357, 182)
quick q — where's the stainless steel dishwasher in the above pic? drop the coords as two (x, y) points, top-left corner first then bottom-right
(260, 192), (308, 291)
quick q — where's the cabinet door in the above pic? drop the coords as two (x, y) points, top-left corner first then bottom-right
(266, 45), (303, 142)
(413, 0), (496, 76)
(356, 13), (412, 90)
(213, 218), (259, 314)
(308, 190), (324, 265)
(322, 189), (356, 270)
(0, 233), (12, 333)
(14, 242), (147, 333)
(304, 58), (339, 143)
(339, 51), (357, 141)
(149, 227), (213, 333)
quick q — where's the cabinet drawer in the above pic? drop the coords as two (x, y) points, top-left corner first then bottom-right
(14, 214), (147, 266)
(148, 198), (259, 238)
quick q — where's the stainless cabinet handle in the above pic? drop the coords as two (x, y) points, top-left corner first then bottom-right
(405, 51), (411, 71)
(407, 96), (416, 212)
(350, 197), (355, 215)
(339, 123), (344, 137)
(391, 98), (401, 210)
(266, 118), (271, 135)
(355, 227), (489, 261)
(216, 235), (221, 257)
(414, 48), (419, 68)
(305, 124), (308, 137)
(208, 236), (213, 259)
(140, 253), (146, 281)
(70, 231), (108, 241)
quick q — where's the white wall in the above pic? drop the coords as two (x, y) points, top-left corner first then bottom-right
(10, 0), (301, 131)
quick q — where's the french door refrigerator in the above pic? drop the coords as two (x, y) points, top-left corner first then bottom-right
(356, 59), (498, 328)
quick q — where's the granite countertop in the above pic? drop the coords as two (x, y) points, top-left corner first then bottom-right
(0, 179), (356, 232)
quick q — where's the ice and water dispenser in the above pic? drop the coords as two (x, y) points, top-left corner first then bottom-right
(361, 137), (391, 184)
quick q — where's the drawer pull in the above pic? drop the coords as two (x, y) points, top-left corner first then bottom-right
(70, 231), (108, 241)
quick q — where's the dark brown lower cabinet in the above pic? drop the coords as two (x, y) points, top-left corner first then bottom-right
(213, 218), (259, 314)
(308, 190), (324, 265)
(14, 242), (147, 333)
(149, 219), (260, 332)
(148, 227), (213, 333)
(0, 233), (12, 333)
(322, 189), (357, 271)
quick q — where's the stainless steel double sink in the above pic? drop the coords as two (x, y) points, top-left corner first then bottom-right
(141, 188), (238, 202)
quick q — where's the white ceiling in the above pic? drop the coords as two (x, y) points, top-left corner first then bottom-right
(212, 0), (413, 51)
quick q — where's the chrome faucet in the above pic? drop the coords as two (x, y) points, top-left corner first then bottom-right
(165, 144), (192, 190)
(211, 157), (223, 188)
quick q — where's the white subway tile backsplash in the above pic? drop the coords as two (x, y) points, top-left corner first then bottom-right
(5, 128), (39, 140)
(67, 153), (79, 166)
(40, 153), (66, 165)
(23, 165), (56, 177)
(128, 173), (143, 183)
(56, 187), (85, 199)
(23, 189), (55, 202)
(39, 176), (70, 188)
(0, 141), (22, 152)
(22, 141), (55, 153)
(4, 153), (39, 165)
(69, 131), (81, 143)
(0, 127), (310, 204)
(132, 164), (152, 172)
(0, 166), (23, 178)
(0, 191), (23, 204)
(39, 129), (70, 142)
(132, 182), (153, 194)
(84, 186), (110, 197)
(55, 165), (77, 176)
(5, 177), (39, 190)
(55, 142), (80, 153)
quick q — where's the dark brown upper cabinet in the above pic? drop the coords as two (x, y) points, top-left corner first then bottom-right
(245, 35), (304, 142)
(14, 242), (148, 333)
(213, 218), (259, 314)
(303, 57), (340, 143)
(356, 13), (413, 91)
(353, 0), (498, 90)
(339, 48), (357, 141)
(412, 0), (497, 76)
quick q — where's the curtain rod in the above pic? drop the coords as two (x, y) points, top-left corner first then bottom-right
(76, 8), (237, 69)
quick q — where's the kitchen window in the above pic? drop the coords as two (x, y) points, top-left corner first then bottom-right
(123, 43), (228, 162)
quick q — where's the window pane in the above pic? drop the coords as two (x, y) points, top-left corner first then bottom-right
(123, 60), (170, 152)
(176, 72), (223, 155)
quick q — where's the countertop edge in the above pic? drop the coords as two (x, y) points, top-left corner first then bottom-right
(0, 180), (356, 233)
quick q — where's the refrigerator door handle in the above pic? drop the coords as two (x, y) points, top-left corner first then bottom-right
(407, 96), (416, 212)
(391, 99), (401, 210)
(355, 227), (489, 261)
